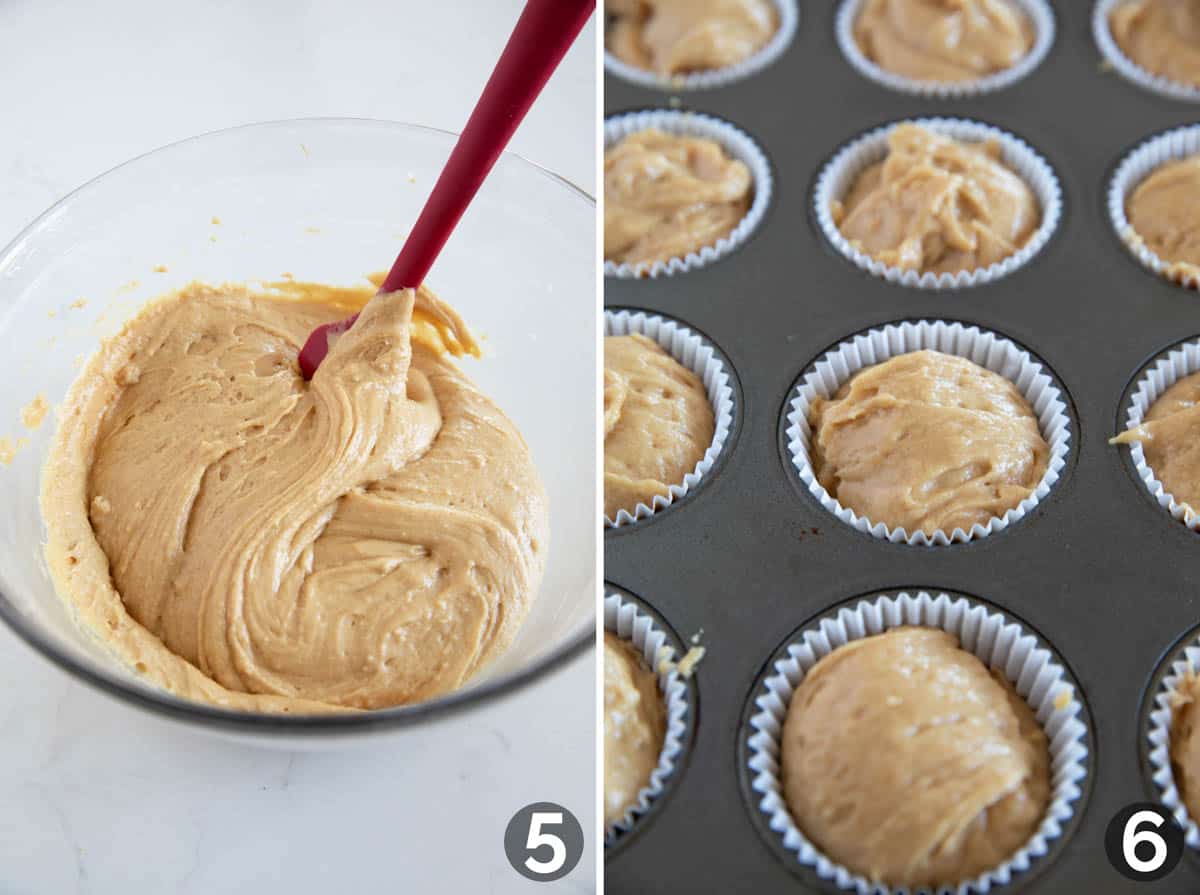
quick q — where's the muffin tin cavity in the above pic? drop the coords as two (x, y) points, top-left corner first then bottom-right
(604, 309), (739, 528)
(739, 590), (1092, 894)
(782, 320), (1075, 546)
(604, 586), (699, 854)
(814, 117), (1062, 289)
(603, 0), (800, 92)
(837, 0), (1056, 98)
(604, 110), (772, 279)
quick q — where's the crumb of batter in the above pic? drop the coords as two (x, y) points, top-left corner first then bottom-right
(21, 395), (47, 430)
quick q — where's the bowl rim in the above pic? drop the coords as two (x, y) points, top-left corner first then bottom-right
(0, 116), (596, 735)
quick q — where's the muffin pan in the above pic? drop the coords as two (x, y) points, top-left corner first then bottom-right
(604, 2), (1200, 891)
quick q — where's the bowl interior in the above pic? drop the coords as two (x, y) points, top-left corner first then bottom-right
(0, 118), (595, 729)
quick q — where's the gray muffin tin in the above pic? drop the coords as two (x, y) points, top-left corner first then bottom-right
(603, 2), (1200, 892)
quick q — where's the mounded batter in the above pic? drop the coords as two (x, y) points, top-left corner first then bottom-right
(781, 627), (1050, 890)
(1113, 370), (1200, 518)
(604, 631), (666, 826)
(604, 333), (714, 519)
(1125, 154), (1200, 281)
(605, 128), (753, 268)
(606, 0), (778, 76)
(1110, 0), (1200, 87)
(853, 0), (1034, 82)
(833, 123), (1040, 275)
(1169, 671), (1200, 824)
(810, 350), (1049, 536)
(42, 279), (547, 712)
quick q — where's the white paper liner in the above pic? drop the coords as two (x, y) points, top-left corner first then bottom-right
(605, 309), (735, 527)
(814, 117), (1062, 290)
(604, 591), (691, 844)
(1117, 337), (1200, 530)
(1094, 0), (1200, 103)
(1108, 124), (1200, 290)
(604, 111), (772, 279)
(1146, 628), (1200, 850)
(836, 0), (1055, 98)
(746, 590), (1090, 895)
(784, 320), (1072, 546)
(603, 0), (799, 91)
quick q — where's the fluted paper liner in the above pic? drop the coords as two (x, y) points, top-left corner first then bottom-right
(814, 117), (1061, 290)
(745, 590), (1090, 895)
(1146, 628), (1200, 850)
(1094, 0), (1200, 103)
(603, 0), (799, 91)
(785, 320), (1072, 545)
(605, 111), (772, 279)
(1108, 124), (1200, 290)
(1117, 336), (1200, 530)
(836, 0), (1055, 98)
(605, 309), (735, 527)
(604, 591), (691, 844)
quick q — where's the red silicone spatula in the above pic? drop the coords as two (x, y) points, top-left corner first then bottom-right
(297, 0), (594, 379)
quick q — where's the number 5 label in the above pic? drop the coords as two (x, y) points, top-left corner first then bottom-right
(505, 801), (584, 882)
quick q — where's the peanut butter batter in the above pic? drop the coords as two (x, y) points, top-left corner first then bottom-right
(833, 124), (1040, 275)
(604, 632), (666, 826)
(811, 350), (1049, 535)
(854, 0), (1034, 82)
(605, 333), (714, 519)
(1110, 0), (1200, 87)
(781, 627), (1050, 890)
(605, 128), (753, 268)
(1125, 154), (1200, 281)
(42, 279), (547, 712)
(606, 0), (778, 75)
(1170, 671), (1200, 824)
(1113, 370), (1200, 518)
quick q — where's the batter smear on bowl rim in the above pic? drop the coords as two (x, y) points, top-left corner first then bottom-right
(41, 277), (547, 713)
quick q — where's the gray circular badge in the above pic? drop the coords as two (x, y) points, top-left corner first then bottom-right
(504, 801), (584, 882)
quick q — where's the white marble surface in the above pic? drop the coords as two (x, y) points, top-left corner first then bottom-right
(0, 2), (597, 892)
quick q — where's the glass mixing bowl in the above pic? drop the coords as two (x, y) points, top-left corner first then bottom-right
(0, 118), (595, 746)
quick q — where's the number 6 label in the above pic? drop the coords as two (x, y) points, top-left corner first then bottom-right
(505, 802), (584, 882)
(1105, 802), (1183, 882)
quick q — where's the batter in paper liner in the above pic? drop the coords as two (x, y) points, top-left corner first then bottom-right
(781, 627), (1050, 890)
(604, 333), (714, 519)
(1113, 369), (1200, 519)
(605, 128), (753, 268)
(42, 280), (547, 712)
(1124, 154), (1200, 282)
(853, 0), (1034, 83)
(833, 123), (1040, 275)
(810, 350), (1049, 536)
(1169, 669), (1200, 824)
(606, 0), (778, 76)
(604, 632), (666, 826)
(1110, 0), (1200, 88)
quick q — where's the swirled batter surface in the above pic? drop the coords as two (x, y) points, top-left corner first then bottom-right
(854, 0), (1033, 82)
(834, 123), (1039, 275)
(606, 0), (778, 75)
(810, 350), (1048, 536)
(1110, 0), (1200, 87)
(605, 128), (753, 268)
(604, 632), (665, 826)
(1125, 154), (1200, 281)
(781, 627), (1049, 890)
(1113, 369), (1200, 517)
(604, 333), (713, 519)
(42, 280), (547, 712)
